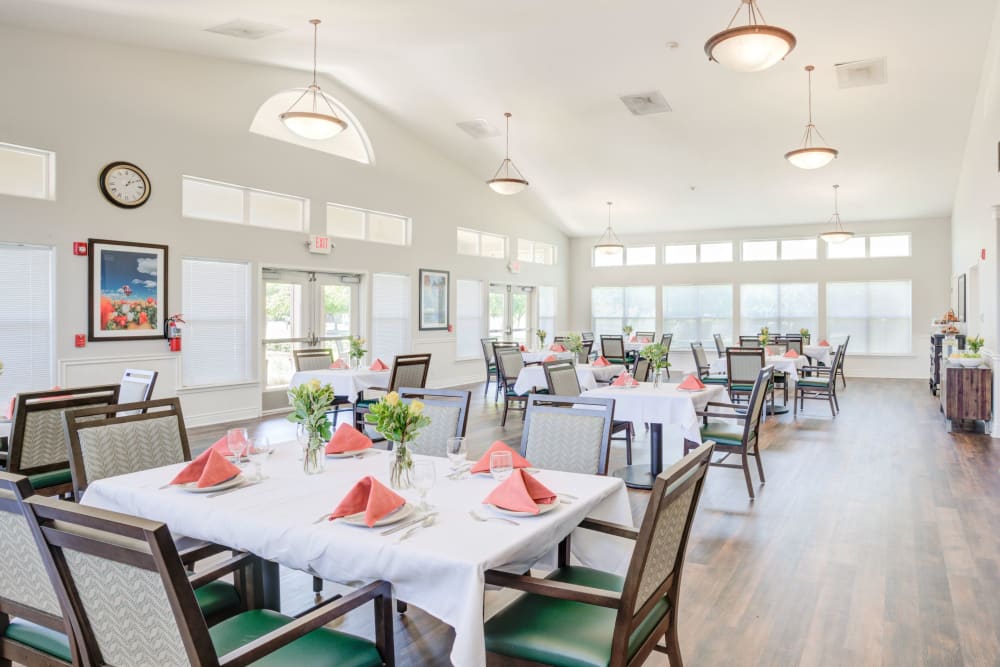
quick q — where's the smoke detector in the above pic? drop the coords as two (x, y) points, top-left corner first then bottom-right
(205, 20), (286, 40)
(620, 91), (672, 116)
(834, 58), (888, 89)
(456, 118), (501, 139)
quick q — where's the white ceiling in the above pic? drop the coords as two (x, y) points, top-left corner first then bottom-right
(1, 0), (996, 236)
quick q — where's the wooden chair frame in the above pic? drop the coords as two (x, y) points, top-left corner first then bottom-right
(794, 343), (846, 418)
(726, 348), (773, 410)
(292, 348), (334, 372)
(480, 337), (499, 398)
(355, 354), (432, 432)
(519, 395), (615, 476)
(495, 347), (529, 427)
(398, 387), (471, 441)
(543, 362), (633, 463)
(713, 333), (726, 358)
(738, 335), (762, 348)
(600, 336), (627, 364)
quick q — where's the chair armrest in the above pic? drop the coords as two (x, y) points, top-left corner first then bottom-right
(367, 386), (388, 394)
(704, 401), (741, 410)
(578, 517), (638, 541)
(218, 580), (391, 667)
(697, 411), (747, 421)
(484, 570), (621, 609)
(176, 537), (229, 566)
(187, 552), (254, 589)
(801, 366), (831, 374)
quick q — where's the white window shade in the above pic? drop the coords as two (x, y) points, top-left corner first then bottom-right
(826, 236), (866, 259)
(456, 279), (484, 359)
(781, 238), (817, 260)
(593, 247), (624, 267)
(480, 233), (506, 259)
(368, 213), (408, 245)
(828, 281), (911, 353)
(371, 273), (412, 363)
(740, 283), (818, 335)
(626, 246), (656, 266)
(517, 240), (534, 262)
(869, 234), (910, 258)
(248, 190), (307, 232)
(182, 259), (251, 387)
(663, 284), (733, 346)
(700, 242), (733, 263)
(664, 244), (697, 264)
(742, 240), (777, 262)
(326, 205), (365, 239)
(0, 244), (53, 406)
(592, 286), (655, 335)
(537, 285), (556, 344)
(182, 177), (243, 223)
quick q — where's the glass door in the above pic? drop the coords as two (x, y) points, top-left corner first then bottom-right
(488, 285), (508, 340)
(488, 283), (534, 347)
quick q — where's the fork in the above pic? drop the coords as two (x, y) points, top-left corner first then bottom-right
(468, 509), (519, 526)
(398, 514), (436, 541)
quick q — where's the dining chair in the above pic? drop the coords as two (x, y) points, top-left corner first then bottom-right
(691, 342), (728, 386)
(836, 335), (850, 388)
(398, 388), (470, 457)
(739, 335), (761, 348)
(713, 333), (726, 358)
(600, 336), (627, 365)
(794, 343), (846, 418)
(635, 332), (655, 343)
(553, 336), (570, 345)
(726, 347), (774, 410)
(5, 385), (121, 497)
(292, 347), (334, 371)
(483, 441), (716, 667)
(579, 340), (594, 364)
(480, 337), (499, 398)
(117, 368), (158, 412)
(632, 357), (652, 382)
(581, 332), (595, 342)
(519, 394), (614, 475)
(783, 336), (804, 355)
(23, 495), (395, 667)
(354, 353), (433, 434)
(496, 347), (534, 427)
(693, 366), (773, 499)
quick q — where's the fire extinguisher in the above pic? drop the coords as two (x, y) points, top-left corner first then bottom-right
(165, 314), (185, 352)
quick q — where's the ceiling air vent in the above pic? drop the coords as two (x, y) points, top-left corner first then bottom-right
(456, 119), (501, 139)
(205, 20), (286, 40)
(834, 58), (888, 89)
(620, 91), (672, 116)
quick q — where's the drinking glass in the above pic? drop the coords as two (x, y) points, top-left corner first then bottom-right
(490, 451), (513, 482)
(446, 437), (467, 472)
(295, 424), (309, 461)
(226, 428), (248, 462)
(412, 461), (436, 511)
(247, 436), (270, 481)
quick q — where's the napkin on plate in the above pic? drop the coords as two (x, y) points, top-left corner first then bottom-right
(169, 448), (241, 488)
(819, 340), (830, 346)
(519, 344), (527, 352)
(629, 336), (637, 342)
(483, 469), (556, 514)
(677, 374), (706, 390)
(639, 337), (650, 343)
(208, 434), (252, 456)
(369, 359), (389, 371)
(550, 344), (566, 352)
(593, 356), (610, 367)
(329, 476), (406, 527)
(326, 423), (373, 454)
(330, 358), (349, 369)
(611, 372), (639, 388)
(470, 441), (532, 474)
(543, 354), (558, 362)
(784, 349), (799, 358)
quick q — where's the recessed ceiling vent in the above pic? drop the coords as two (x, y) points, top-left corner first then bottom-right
(834, 58), (887, 88)
(205, 20), (286, 40)
(456, 119), (501, 139)
(620, 91), (672, 116)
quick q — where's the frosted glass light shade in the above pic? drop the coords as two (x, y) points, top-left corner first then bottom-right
(785, 146), (838, 169)
(705, 26), (796, 72)
(280, 111), (347, 140)
(487, 177), (529, 195)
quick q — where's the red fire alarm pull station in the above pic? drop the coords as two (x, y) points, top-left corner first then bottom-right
(73, 242), (88, 256)
(74, 334), (86, 348)
(982, 248), (987, 261)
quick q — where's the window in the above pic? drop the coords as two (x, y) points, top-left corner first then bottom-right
(0, 244), (53, 406)
(825, 236), (866, 259)
(626, 246), (656, 266)
(781, 238), (818, 260)
(591, 286), (656, 335)
(740, 283), (818, 335)
(869, 234), (910, 258)
(663, 284), (733, 347)
(517, 239), (557, 265)
(537, 286), (556, 342)
(181, 259), (251, 387)
(182, 176), (308, 232)
(456, 279), (484, 359)
(699, 242), (733, 263)
(0, 142), (55, 200)
(742, 240), (777, 262)
(457, 228), (507, 259)
(326, 203), (410, 246)
(593, 247), (624, 267)
(827, 281), (912, 354)
(663, 244), (697, 264)
(371, 274), (411, 363)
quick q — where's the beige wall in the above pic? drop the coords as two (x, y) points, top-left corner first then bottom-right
(566, 217), (951, 379)
(0, 24), (569, 425)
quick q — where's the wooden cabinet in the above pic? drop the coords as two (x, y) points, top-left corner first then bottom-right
(940, 364), (992, 431)
(930, 334), (965, 395)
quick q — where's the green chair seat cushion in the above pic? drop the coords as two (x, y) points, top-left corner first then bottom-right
(729, 383), (755, 391)
(209, 609), (383, 667)
(354, 399), (376, 409)
(506, 388), (549, 397)
(194, 580), (242, 621)
(4, 619), (72, 663)
(700, 421), (745, 447)
(797, 378), (831, 388)
(27, 468), (72, 490)
(700, 375), (728, 385)
(484, 566), (669, 667)
(605, 357), (626, 365)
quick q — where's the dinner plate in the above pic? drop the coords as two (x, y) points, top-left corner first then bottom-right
(339, 503), (414, 527)
(177, 474), (244, 494)
(676, 387), (706, 392)
(485, 497), (560, 517)
(326, 448), (372, 459)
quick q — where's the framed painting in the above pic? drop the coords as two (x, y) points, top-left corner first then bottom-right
(88, 239), (168, 341)
(418, 269), (449, 331)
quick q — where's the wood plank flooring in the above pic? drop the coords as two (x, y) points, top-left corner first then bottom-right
(184, 377), (1000, 666)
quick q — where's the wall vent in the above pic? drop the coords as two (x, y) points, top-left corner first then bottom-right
(834, 58), (888, 88)
(205, 20), (286, 40)
(620, 91), (672, 116)
(456, 119), (501, 139)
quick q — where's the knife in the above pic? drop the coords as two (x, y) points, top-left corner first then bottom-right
(380, 512), (438, 536)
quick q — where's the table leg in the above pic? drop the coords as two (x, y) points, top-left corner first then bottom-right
(611, 423), (662, 490)
(247, 556), (281, 611)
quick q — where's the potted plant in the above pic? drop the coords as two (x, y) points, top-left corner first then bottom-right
(349, 336), (367, 368)
(287, 379), (338, 474)
(536, 329), (547, 349)
(641, 343), (671, 388)
(959, 336), (985, 367)
(799, 328), (810, 344)
(564, 333), (584, 364)
(622, 324), (633, 337)
(758, 326), (770, 346)
(364, 392), (431, 489)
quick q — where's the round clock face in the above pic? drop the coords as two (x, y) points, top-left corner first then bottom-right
(100, 162), (150, 208)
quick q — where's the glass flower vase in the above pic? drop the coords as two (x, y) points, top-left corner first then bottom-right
(389, 441), (414, 490)
(303, 430), (326, 475)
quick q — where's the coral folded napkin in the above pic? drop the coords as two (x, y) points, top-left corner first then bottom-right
(330, 359), (349, 369)
(639, 337), (650, 343)
(369, 359), (389, 371)
(484, 469), (556, 514)
(519, 344), (527, 352)
(550, 344), (566, 352)
(629, 336), (637, 342)
(593, 356), (610, 367)
(4, 397), (13, 421)
(783, 349), (799, 358)
(543, 355), (558, 362)
(819, 340), (830, 346)
(611, 372), (639, 387)
(169, 449), (241, 488)
(326, 423), (373, 454)
(678, 375), (706, 390)
(329, 476), (406, 527)
(470, 441), (532, 474)
(207, 434), (254, 456)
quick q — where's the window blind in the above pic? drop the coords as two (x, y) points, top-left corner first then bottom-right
(537, 286), (556, 344)
(371, 273), (411, 363)
(181, 259), (251, 386)
(0, 244), (53, 406)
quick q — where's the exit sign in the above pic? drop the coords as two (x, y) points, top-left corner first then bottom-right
(309, 235), (332, 255)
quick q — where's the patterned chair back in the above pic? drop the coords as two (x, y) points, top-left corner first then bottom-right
(387, 353), (432, 391)
(600, 336), (625, 361)
(635, 332), (655, 343)
(495, 347), (525, 383)
(118, 368), (158, 408)
(399, 388), (470, 457)
(8, 385), (121, 479)
(480, 337), (498, 364)
(713, 333), (726, 356)
(690, 342), (710, 374)
(543, 361), (582, 397)
(610, 441), (715, 659)
(660, 333), (673, 351)
(783, 337), (803, 354)
(633, 358), (652, 382)
(24, 496), (219, 666)
(520, 395), (614, 475)
(64, 398), (190, 500)
(581, 332), (594, 342)
(727, 348), (764, 386)
(739, 336), (761, 348)
(293, 348), (334, 372)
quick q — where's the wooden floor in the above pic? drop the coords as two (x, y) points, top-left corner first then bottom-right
(186, 377), (1000, 666)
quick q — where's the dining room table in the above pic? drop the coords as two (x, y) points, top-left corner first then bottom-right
(709, 354), (807, 415)
(520, 349), (574, 364)
(803, 344), (832, 366)
(289, 367), (391, 401)
(581, 382), (724, 490)
(512, 362), (626, 395)
(80, 447), (634, 667)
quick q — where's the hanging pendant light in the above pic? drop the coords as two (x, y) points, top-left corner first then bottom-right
(593, 202), (625, 257)
(279, 19), (348, 141)
(785, 65), (838, 169)
(819, 185), (854, 243)
(704, 0), (796, 73)
(487, 112), (529, 195)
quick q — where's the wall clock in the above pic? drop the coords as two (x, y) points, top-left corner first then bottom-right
(99, 161), (151, 208)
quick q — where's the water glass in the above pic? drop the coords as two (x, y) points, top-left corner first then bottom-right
(295, 424), (309, 461)
(247, 436), (270, 481)
(490, 451), (513, 482)
(446, 437), (467, 471)
(226, 428), (248, 462)
(412, 461), (436, 511)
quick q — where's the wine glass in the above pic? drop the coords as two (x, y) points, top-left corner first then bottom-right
(412, 461), (436, 512)
(226, 428), (248, 463)
(247, 436), (270, 481)
(490, 451), (513, 482)
(446, 437), (467, 473)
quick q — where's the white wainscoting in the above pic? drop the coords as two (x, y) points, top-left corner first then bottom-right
(412, 337), (482, 388)
(175, 381), (261, 428)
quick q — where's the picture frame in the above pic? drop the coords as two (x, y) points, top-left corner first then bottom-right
(418, 269), (450, 331)
(88, 238), (168, 341)
(957, 273), (967, 323)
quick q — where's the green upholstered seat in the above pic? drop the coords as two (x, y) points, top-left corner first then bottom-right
(194, 581), (243, 621)
(700, 375), (728, 385)
(796, 378), (831, 388)
(355, 398), (376, 409)
(729, 383), (754, 391)
(27, 468), (72, 490)
(605, 357), (626, 365)
(209, 609), (383, 667)
(3, 619), (72, 663)
(484, 566), (669, 667)
(700, 421), (745, 447)
(506, 388), (548, 397)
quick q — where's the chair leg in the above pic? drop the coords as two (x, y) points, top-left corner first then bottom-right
(793, 390), (798, 417)
(501, 398), (509, 427)
(625, 427), (633, 465)
(397, 600), (408, 614)
(742, 451), (755, 499)
(313, 576), (323, 602)
(754, 444), (765, 483)
(664, 620), (684, 667)
(828, 394), (836, 417)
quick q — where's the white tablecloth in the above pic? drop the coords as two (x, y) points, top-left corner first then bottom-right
(81, 448), (633, 667)
(803, 345), (832, 365)
(581, 383), (724, 443)
(709, 355), (807, 381)
(289, 368), (391, 401)
(512, 363), (626, 395)
(521, 350), (574, 364)
(624, 340), (654, 353)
